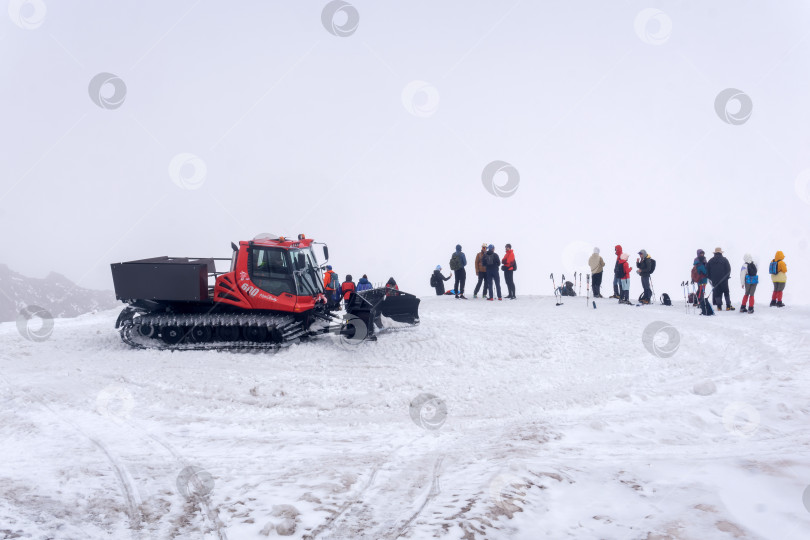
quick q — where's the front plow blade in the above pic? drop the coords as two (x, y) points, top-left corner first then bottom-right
(346, 288), (420, 335)
(378, 290), (420, 325)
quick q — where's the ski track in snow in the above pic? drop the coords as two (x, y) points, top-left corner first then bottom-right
(1, 296), (810, 539)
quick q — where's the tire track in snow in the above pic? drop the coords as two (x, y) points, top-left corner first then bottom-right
(301, 457), (384, 539)
(0, 377), (146, 539)
(124, 420), (228, 540)
(393, 455), (444, 538)
(301, 439), (432, 540)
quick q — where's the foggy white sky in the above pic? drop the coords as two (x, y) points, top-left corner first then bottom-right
(2, 0), (809, 303)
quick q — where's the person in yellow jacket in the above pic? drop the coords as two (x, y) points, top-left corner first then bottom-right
(769, 250), (787, 307)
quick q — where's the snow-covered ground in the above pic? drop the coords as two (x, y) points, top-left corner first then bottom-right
(1, 295), (809, 539)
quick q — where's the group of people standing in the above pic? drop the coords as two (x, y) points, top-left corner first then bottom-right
(322, 266), (399, 309)
(432, 243), (517, 300)
(691, 248), (788, 313)
(586, 244), (789, 312)
(587, 245), (656, 305)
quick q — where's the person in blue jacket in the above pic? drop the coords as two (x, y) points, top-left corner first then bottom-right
(356, 274), (372, 292)
(449, 244), (468, 299)
(482, 244), (503, 301)
(693, 249), (711, 315)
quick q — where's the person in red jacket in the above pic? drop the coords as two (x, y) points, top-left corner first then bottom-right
(340, 275), (356, 306)
(323, 265), (339, 307)
(501, 244), (517, 299)
(618, 252), (632, 305)
(610, 244), (623, 299)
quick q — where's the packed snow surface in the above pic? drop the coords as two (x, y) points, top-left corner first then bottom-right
(1, 296), (809, 539)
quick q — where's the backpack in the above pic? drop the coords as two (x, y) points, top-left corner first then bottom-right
(660, 293), (671, 306)
(690, 266), (699, 283)
(561, 281), (576, 296)
(614, 261), (623, 278)
(769, 261), (779, 275)
(688, 292), (696, 304)
(429, 273), (438, 287)
(748, 262), (757, 276)
(329, 272), (339, 291)
(649, 258), (656, 274)
(449, 252), (461, 271)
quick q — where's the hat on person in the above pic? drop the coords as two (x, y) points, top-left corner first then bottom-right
(743, 253), (753, 263)
(714, 247), (723, 253)
(435, 265), (441, 271)
(487, 244), (495, 251)
(593, 247), (600, 254)
(505, 243), (512, 249)
(638, 249), (647, 258)
(326, 265), (332, 270)
(481, 242), (487, 249)
(697, 249), (705, 256)
(620, 252), (629, 260)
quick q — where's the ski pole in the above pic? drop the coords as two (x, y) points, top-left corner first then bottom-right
(579, 272), (582, 296)
(682, 281), (689, 315)
(586, 273), (590, 306)
(650, 276), (655, 304)
(550, 273), (561, 305)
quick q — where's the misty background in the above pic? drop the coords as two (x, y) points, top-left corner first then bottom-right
(2, 0), (809, 305)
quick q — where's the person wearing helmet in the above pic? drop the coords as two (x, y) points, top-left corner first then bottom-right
(473, 243), (488, 298)
(482, 244), (503, 301)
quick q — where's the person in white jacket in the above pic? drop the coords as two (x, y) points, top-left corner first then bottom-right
(739, 253), (758, 313)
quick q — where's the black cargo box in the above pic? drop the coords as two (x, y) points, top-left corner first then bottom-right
(111, 257), (214, 302)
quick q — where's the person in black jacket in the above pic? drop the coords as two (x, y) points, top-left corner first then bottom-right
(431, 265), (452, 296)
(706, 247), (735, 311)
(482, 244), (503, 301)
(635, 249), (653, 304)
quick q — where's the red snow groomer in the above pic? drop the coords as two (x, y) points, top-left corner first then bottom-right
(111, 234), (420, 350)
